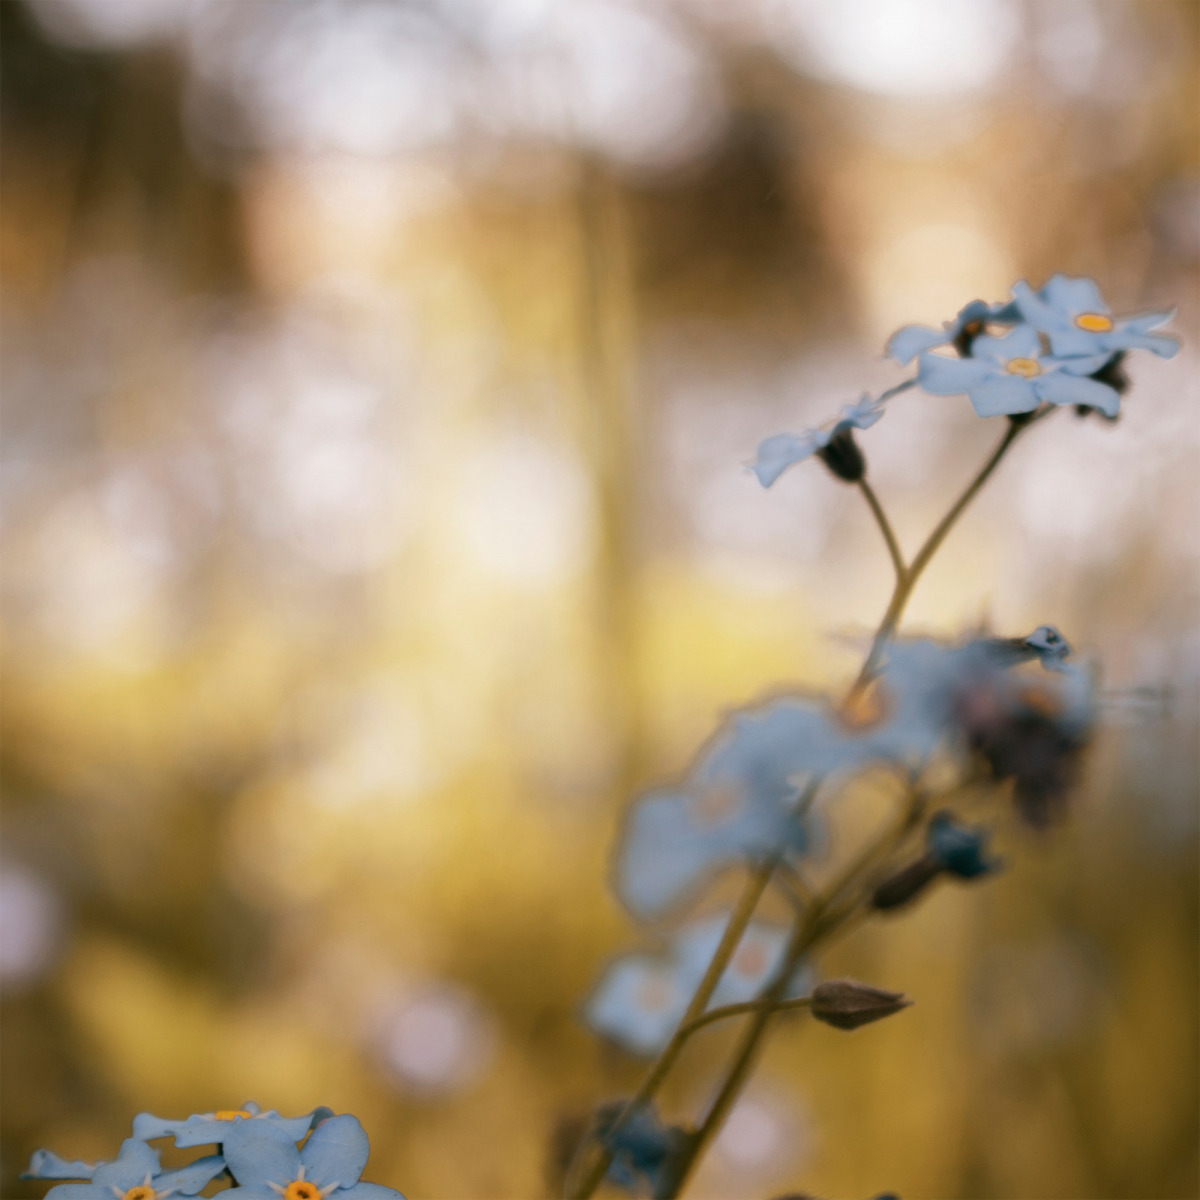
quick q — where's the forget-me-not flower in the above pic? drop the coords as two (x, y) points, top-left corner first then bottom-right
(885, 297), (1019, 365)
(222, 1113), (404, 1200)
(751, 394), (884, 487)
(918, 324), (1118, 417)
(134, 1101), (329, 1149)
(25, 1137), (226, 1200)
(585, 914), (810, 1055)
(1012, 275), (1178, 361)
(615, 697), (864, 918)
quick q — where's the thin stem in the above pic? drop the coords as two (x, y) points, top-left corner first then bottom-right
(677, 995), (813, 1039)
(850, 419), (1027, 696)
(567, 859), (776, 1199)
(857, 478), (907, 585)
(668, 787), (928, 1195)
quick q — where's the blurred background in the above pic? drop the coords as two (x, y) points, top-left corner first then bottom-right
(1, 1), (1197, 1196)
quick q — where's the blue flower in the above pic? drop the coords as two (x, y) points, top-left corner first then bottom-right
(25, 1137), (226, 1200)
(615, 698), (859, 918)
(1012, 275), (1177, 361)
(751, 394), (884, 487)
(595, 1103), (687, 1196)
(885, 297), (1020, 365)
(918, 324), (1119, 417)
(926, 812), (997, 879)
(133, 1101), (329, 1150)
(222, 1113), (404, 1200)
(585, 914), (810, 1055)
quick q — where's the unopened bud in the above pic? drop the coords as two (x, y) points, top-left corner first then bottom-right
(927, 811), (997, 879)
(817, 428), (866, 483)
(810, 980), (912, 1030)
(871, 855), (943, 911)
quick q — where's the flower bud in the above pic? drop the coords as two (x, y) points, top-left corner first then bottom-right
(810, 980), (912, 1030)
(817, 428), (866, 483)
(927, 811), (997, 879)
(871, 856), (943, 911)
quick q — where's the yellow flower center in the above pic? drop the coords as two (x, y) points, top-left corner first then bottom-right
(123, 1188), (157, 1200)
(1074, 312), (1113, 332)
(284, 1181), (322, 1200)
(214, 1110), (253, 1121)
(1005, 357), (1041, 378)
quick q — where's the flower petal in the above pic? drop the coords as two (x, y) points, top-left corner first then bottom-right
(1045, 327), (1111, 358)
(1034, 372), (1120, 416)
(1121, 308), (1175, 334)
(917, 353), (994, 395)
(223, 1119), (301, 1190)
(585, 955), (687, 1056)
(1040, 273), (1107, 316)
(23, 1150), (97, 1181)
(131, 1113), (180, 1142)
(92, 1141), (160, 1192)
(974, 324), (1042, 364)
(1012, 280), (1066, 331)
(966, 377), (1039, 418)
(44, 1187), (112, 1200)
(615, 788), (725, 919)
(749, 431), (823, 487)
(155, 1155), (228, 1196)
(1054, 351), (1115, 376)
(301, 1114), (370, 1191)
(222, 1188), (279, 1200)
(885, 323), (948, 364)
(337, 1185), (408, 1200)
(1114, 330), (1178, 358)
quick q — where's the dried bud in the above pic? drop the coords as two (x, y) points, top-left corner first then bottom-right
(817, 427), (866, 482)
(871, 855), (943, 911)
(811, 980), (912, 1030)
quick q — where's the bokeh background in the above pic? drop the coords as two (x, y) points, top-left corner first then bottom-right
(2, 1), (1198, 1197)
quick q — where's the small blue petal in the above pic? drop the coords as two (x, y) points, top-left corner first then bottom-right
(155, 1155), (228, 1196)
(1034, 372), (1120, 416)
(1114, 329), (1178, 358)
(223, 1188), (279, 1200)
(750, 431), (824, 487)
(223, 1120), (301, 1190)
(885, 323), (948, 364)
(337, 1184), (409, 1200)
(92, 1140), (160, 1192)
(973, 324), (1042, 364)
(1045, 327), (1114, 358)
(301, 1114), (370, 1191)
(585, 956), (687, 1056)
(917, 353), (994, 395)
(1041, 273), (1107, 317)
(836, 393), (886, 432)
(23, 1151), (97, 1181)
(1122, 308), (1175, 334)
(967, 376), (1039, 418)
(1012, 279), (1066, 332)
(1054, 351), (1116, 376)
(44, 1187), (112, 1200)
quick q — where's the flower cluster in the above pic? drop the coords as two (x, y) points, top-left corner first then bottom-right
(754, 275), (1176, 486)
(24, 1106), (405, 1200)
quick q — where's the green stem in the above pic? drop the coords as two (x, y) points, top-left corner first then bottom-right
(668, 788), (928, 1195)
(676, 995), (813, 1039)
(566, 858), (776, 1199)
(851, 418), (1027, 695)
(857, 478), (908, 585)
